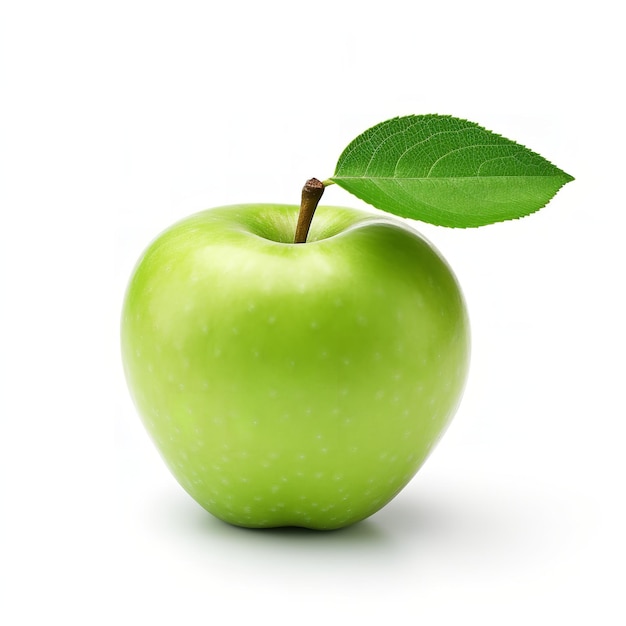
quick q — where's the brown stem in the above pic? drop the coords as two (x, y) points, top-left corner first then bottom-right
(294, 178), (325, 244)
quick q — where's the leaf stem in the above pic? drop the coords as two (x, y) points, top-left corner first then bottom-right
(294, 178), (325, 244)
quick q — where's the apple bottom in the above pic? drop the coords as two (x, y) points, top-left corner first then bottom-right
(121, 204), (470, 529)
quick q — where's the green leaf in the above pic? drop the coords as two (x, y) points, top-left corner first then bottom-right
(330, 115), (574, 227)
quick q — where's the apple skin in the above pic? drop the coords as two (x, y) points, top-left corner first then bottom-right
(121, 204), (470, 530)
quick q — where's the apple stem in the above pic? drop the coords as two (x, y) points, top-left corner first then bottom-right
(294, 178), (325, 244)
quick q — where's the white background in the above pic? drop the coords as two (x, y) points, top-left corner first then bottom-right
(1, 1), (624, 624)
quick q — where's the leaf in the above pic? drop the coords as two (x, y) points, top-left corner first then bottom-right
(330, 115), (574, 227)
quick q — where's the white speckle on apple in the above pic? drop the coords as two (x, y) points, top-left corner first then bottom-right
(267, 315), (276, 324)
(270, 485), (280, 493)
(231, 326), (239, 335)
(178, 383), (185, 391)
(310, 320), (319, 330)
(401, 469), (414, 482)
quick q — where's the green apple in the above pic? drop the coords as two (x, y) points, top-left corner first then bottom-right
(121, 203), (470, 530)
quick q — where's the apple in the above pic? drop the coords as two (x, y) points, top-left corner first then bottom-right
(121, 202), (470, 529)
